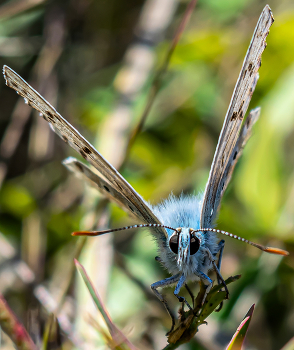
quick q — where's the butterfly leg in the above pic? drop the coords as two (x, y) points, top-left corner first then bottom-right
(173, 274), (193, 311)
(194, 270), (213, 306)
(185, 283), (195, 307)
(154, 258), (195, 312)
(151, 274), (181, 335)
(215, 240), (226, 312)
(203, 246), (229, 316)
(215, 240), (225, 284)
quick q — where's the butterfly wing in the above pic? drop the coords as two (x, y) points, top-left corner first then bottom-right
(200, 5), (274, 228)
(3, 65), (167, 238)
(63, 157), (143, 219)
(221, 107), (260, 196)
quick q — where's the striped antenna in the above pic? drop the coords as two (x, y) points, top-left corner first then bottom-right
(193, 228), (289, 256)
(72, 223), (178, 237)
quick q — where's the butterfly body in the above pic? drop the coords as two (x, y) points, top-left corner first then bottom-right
(152, 194), (219, 278)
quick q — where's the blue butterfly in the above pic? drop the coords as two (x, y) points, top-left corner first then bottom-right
(2, 5), (288, 335)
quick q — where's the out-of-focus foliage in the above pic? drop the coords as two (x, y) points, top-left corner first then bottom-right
(0, 0), (293, 349)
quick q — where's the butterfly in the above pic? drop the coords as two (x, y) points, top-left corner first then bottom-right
(3, 4), (288, 335)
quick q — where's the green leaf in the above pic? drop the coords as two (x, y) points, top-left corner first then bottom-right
(0, 183), (36, 218)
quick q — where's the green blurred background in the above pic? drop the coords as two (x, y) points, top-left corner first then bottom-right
(0, 0), (293, 349)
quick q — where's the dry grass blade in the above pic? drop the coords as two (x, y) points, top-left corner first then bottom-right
(74, 259), (138, 350)
(0, 294), (36, 350)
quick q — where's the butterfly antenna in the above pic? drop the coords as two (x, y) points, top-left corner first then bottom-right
(194, 228), (289, 256)
(72, 223), (177, 236)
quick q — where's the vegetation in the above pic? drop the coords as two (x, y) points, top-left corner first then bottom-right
(0, 0), (293, 349)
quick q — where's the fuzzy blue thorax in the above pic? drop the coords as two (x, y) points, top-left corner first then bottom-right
(150, 194), (219, 278)
(152, 193), (202, 237)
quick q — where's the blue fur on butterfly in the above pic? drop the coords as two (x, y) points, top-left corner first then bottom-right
(150, 194), (219, 278)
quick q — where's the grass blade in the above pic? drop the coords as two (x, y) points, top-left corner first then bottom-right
(226, 304), (255, 350)
(0, 294), (36, 350)
(74, 259), (138, 350)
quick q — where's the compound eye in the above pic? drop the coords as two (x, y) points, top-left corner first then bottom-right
(169, 234), (179, 254)
(190, 236), (200, 255)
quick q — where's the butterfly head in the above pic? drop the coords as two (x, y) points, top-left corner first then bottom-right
(169, 228), (201, 267)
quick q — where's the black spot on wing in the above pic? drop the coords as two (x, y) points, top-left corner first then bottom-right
(103, 185), (110, 192)
(248, 62), (254, 76)
(46, 111), (56, 124)
(74, 162), (84, 173)
(83, 147), (91, 154)
(238, 100), (245, 119)
(79, 147), (92, 159)
(79, 149), (87, 159)
(61, 135), (68, 143)
(10, 81), (18, 89)
(231, 112), (238, 121)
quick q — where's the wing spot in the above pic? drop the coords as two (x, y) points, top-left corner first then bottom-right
(79, 149), (87, 159)
(103, 185), (110, 192)
(46, 111), (56, 124)
(83, 147), (91, 155)
(238, 101), (244, 114)
(231, 112), (237, 121)
(233, 151), (237, 160)
(128, 206), (134, 212)
(62, 135), (68, 143)
(248, 62), (254, 76)
(221, 182), (225, 192)
(75, 162), (84, 173)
